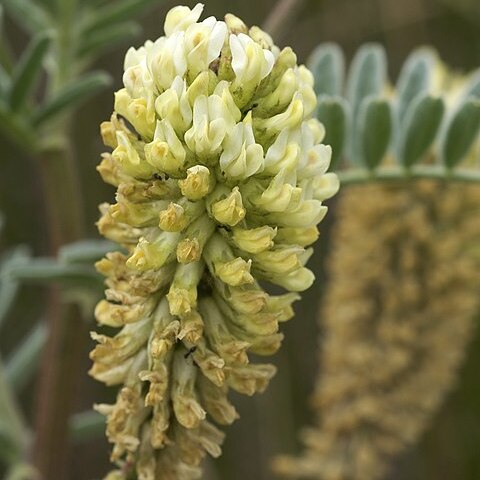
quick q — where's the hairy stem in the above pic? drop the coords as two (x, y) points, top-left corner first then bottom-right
(32, 142), (87, 479)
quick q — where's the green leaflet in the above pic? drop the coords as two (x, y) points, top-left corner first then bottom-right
(396, 48), (436, 123)
(441, 98), (480, 168)
(8, 32), (52, 111)
(307, 43), (345, 96)
(355, 96), (392, 170)
(398, 94), (444, 167)
(32, 71), (112, 126)
(346, 44), (387, 126)
(346, 44), (387, 160)
(316, 95), (349, 169)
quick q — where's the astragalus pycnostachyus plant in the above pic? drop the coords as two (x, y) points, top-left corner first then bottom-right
(90, 3), (338, 478)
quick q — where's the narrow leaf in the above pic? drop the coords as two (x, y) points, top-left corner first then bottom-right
(9, 32), (52, 111)
(78, 22), (141, 59)
(59, 239), (117, 264)
(2, 0), (51, 33)
(0, 247), (30, 330)
(356, 96), (392, 169)
(5, 323), (47, 392)
(316, 95), (349, 169)
(82, 0), (161, 33)
(0, 64), (10, 98)
(0, 105), (37, 153)
(70, 410), (105, 443)
(396, 48), (436, 123)
(0, 5), (14, 72)
(0, 360), (26, 464)
(346, 44), (387, 124)
(442, 98), (480, 168)
(398, 94), (444, 167)
(32, 71), (112, 126)
(5, 258), (103, 288)
(307, 43), (345, 96)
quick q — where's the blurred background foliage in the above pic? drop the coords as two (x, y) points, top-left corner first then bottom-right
(2, 0), (480, 479)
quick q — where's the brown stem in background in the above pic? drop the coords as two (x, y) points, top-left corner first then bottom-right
(33, 142), (87, 479)
(262, 0), (308, 41)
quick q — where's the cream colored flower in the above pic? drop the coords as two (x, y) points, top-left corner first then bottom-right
(92, 3), (337, 479)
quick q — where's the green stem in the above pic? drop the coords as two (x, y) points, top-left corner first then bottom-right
(53, 0), (78, 90)
(338, 165), (480, 186)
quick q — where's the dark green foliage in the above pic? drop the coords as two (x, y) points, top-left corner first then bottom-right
(307, 43), (344, 96)
(316, 95), (349, 169)
(8, 33), (51, 111)
(32, 71), (112, 126)
(398, 95), (444, 167)
(441, 98), (480, 168)
(396, 48), (436, 123)
(356, 96), (392, 169)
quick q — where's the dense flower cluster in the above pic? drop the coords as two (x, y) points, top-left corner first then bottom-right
(91, 4), (338, 479)
(274, 182), (480, 480)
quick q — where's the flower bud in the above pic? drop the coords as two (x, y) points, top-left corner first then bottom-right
(114, 89), (155, 140)
(220, 112), (264, 180)
(230, 33), (275, 106)
(166, 261), (204, 315)
(184, 17), (227, 78)
(210, 186), (246, 226)
(171, 349), (206, 428)
(144, 120), (187, 176)
(178, 165), (212, 200)
(164, 3), (204, 36)
(231, 225), (276, 253)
